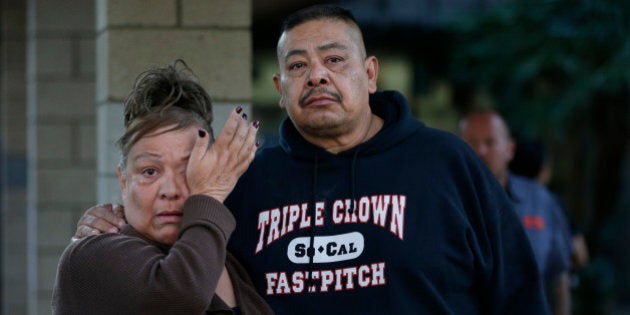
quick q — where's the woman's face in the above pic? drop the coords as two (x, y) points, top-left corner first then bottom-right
(117, 125), (198, 245)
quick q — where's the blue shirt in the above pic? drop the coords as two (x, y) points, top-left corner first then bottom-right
(507, 174), (572, 284)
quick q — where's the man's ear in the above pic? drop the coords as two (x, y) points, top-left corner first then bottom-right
(365, 56), (379, 93)
(507, 138), (516, 162)
(272, 74), (286, 109)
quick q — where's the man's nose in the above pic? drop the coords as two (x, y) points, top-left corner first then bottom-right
(306, 62), (329, 87)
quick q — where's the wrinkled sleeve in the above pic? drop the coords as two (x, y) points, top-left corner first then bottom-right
(53, 195), (235, 314)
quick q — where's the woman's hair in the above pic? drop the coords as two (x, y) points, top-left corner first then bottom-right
(117, 60), (214, 168)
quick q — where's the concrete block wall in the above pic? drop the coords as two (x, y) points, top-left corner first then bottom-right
(96, 0), (253, 205)
(1, 1), (253, 313)
(29, 0), (97, 313)
(1, 1), (29, 313)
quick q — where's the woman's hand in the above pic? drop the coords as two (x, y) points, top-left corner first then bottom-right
(187, 106), (259, 203)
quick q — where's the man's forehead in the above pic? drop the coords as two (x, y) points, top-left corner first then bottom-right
(277, 19), (360, 52)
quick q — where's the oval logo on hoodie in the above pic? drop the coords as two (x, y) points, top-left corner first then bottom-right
(287, 232), (364, 263)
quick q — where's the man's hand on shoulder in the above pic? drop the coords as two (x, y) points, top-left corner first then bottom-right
(72, 204), (126, 242)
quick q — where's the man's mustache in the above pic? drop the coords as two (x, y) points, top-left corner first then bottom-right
(299, 88), (342, 106)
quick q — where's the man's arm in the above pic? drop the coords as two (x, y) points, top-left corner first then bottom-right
(73, 204), (126, 240)
(551, 271), (571, 315)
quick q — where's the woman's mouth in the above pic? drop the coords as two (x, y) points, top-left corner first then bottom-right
(157, 211), (183, 223)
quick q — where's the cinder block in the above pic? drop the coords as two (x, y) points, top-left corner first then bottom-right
(38, 167), (96, 203)
(3, 250), (27, 314)
(104, 29), (252, 102)
(4, 195), (27, 251)
(96, 102), (125, 174)
(212, 102), (251, 134)
(37, 209), (75, 246)
(37, 123), (72, 161)
(38, 295), (54, 315)
(36, 38), (72, 78)
(36, 0), (94, 32)
(2, 128), (26, 154)
(79, 38), (96, 78)
(97, 174), (123, 205)
(4, 39), (26, 72)
(95, 31), (110, 102)
(100, 0), (177, 28)
(79, 122), (96, 162)
(1, 8), (26, 40)
(38, 250), (65, 292)
(182, 0), (250, 27)
(37, 81), (96, 119)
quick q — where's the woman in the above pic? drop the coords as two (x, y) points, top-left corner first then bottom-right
(52, 61), (273, 314)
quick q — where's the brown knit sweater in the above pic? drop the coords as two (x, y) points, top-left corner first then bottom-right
(52, 195), (273, 314)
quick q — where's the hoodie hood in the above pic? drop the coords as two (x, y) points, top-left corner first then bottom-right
(278, 90), (424, 159)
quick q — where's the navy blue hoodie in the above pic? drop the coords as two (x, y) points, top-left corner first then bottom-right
(226, 91), (548, 314)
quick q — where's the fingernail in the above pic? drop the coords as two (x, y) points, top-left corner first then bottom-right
(256, 140), (260, 147)
(242, 113), (248, 120)
(253, 120), (260, 128)
(198, 129), (206, 137)
(236, 106), (243, 114)
(107, 227), (118, 233)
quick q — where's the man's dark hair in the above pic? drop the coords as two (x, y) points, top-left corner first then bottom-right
(280, 4), (359, 33)
(509, 138), (548, 179)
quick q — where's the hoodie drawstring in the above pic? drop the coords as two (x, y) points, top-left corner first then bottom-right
(347, 149), (360, 215)
(305, 150), (359, 289)
(306, 154), (319, 289)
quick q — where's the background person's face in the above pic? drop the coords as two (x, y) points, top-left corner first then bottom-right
(460, 113), (514, 184)
(118, 125), (197, 245)
(273, 19), (377, 139)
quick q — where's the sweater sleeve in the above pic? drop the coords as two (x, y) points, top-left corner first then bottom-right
(52, 195), (235, 315)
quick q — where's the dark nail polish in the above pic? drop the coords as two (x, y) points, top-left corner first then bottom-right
(242, 113), (248, 120)
(236, 106), (243, 114)
(253, 120), (260, 128)
(255, 140), (260, 147)
(198, 130), (206, 137)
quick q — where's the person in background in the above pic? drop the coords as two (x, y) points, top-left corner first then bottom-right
(72, 5), (548, 314)
(510, 138), (590, 271)
(459, 109), (573, 315)
(52, 61), (272, 314)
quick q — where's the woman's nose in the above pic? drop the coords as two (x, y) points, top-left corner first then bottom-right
(159, 171), (188, 200)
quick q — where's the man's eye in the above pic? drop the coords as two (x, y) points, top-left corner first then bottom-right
(142, 168), (157, 176)
(289, 62), (305, 70)
(328, 57), (342, 63)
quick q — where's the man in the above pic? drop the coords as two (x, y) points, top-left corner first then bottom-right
(76, 5), (548, 314)
(459, 110), (573, 315)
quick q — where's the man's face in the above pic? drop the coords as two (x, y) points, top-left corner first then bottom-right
(118, 126), (196, 245)
(273, 19), (378, 139)
(460, 113), (514, 184)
